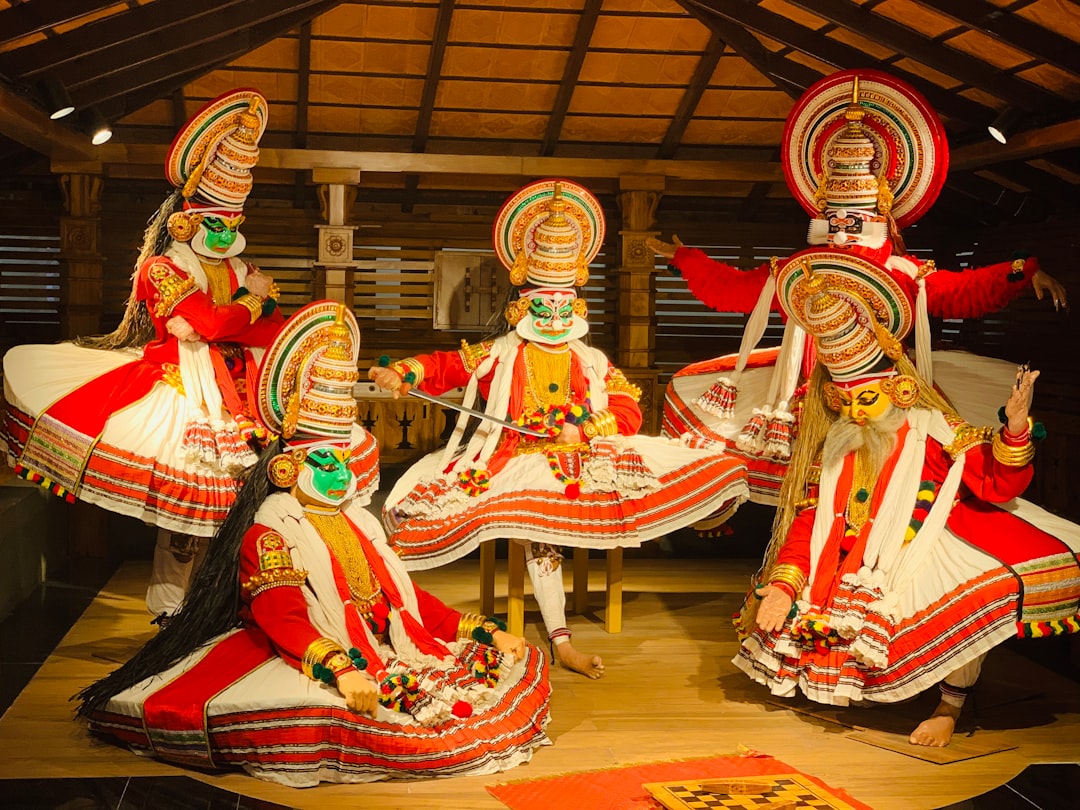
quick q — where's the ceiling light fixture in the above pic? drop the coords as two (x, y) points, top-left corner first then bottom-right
(84, 107), (113, 145)
(987, 107), (1022, 144)
(40, 77), (75, 120)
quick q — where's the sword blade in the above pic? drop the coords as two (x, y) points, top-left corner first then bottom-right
(406, 388), (549, 437)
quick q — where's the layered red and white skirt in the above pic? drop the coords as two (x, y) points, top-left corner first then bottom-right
(87, 627), (551, 787)
(383, 434), (749, 569)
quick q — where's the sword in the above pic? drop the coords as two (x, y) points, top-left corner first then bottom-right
(406, 388), (549, 438)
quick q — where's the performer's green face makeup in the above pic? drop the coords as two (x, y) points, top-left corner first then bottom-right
(527, 292), (575, 340)
(200, 214), (245, 254)
(299, 446), (353, 505)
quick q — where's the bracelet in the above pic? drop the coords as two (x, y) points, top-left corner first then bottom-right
(991, 431), (1035, 467)
(456, 611), (486, 642)
(583, 409), (617, 439)
(390, 358), (425, 388)
(767, 563), (807, 596)
(472, 616), (507, 645)
(234, 292), (263, 324)
(301, 637), (348, 682)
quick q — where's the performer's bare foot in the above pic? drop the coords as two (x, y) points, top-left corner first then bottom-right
(554, 640), (605, 679)
(909, 700), (961, 747)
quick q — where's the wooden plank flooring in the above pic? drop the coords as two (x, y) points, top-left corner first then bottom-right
(1, 556), (1077, 809)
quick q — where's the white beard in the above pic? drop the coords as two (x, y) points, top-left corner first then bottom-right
(822, 405), (907, 474)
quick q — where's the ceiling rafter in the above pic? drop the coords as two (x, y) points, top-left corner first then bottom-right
(0, 81), (97, 159)
(685, 0), (995, 127)
(402, 0), (455, 214)
(926, 0), (1080, 78)
(293, 20), (314, 208)
(658, 29), (726, 160)
(540, 0), (603, 157)
(782, 0), (1060, 112)
(0, 0), (252, 79)
(676, 1), (817, 98)
(70, 1), (342, 110)
(0, 0), (119, 47)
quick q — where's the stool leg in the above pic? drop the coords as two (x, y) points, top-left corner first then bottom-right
(507, 540), (526, 637)
(572, 548), (589, 614)
(479, 540), (496, 617)
(605, 547), (623, 634)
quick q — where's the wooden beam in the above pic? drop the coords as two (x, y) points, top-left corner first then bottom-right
(686, 0), (995, 126)
(950, 118), (1080, 171)
(658, 29), (725, 160)
(783, 0), (1059, 112)
(0, 82), (97, 159)
(927, 0), (1080, 78)
(673, 2), (816, 98)
(0, 0), (251, 79)
(0, 0), (119, 47)
(66, 0), (338, 106)
(540, 0), (603, 157)
(79, 143), (786, 182)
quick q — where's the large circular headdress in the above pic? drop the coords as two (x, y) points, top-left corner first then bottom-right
(166, 88), (269, 210)
(493, 179), (605, 288)
(776, 248), (916, 383)
(256, 301), (360, 443)
(782, 69), (948, 229)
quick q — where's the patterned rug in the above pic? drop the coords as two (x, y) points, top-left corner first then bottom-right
(487, 750), (873, 810)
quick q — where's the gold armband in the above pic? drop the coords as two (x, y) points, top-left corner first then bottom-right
(301, 637), (348, 681)
(991, 431), (1036, 467)
(148, 262), (197, 318)
(234, 293), (263, 324)
(456, 611), (486, 642)
(459, 339), (493, 374)
(583, 409), (618, 439)
(604, 368), (642, 402)
(943, 422), (993, 459)
(767, 563), (807, 596)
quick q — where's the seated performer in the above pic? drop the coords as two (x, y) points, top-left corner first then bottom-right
(369, 180), (749, 679)
(651, 69), (1067, 509)
(733, 249), (1080, 747)
(77, 302), (551, 786)
(2, 88), (284, 620)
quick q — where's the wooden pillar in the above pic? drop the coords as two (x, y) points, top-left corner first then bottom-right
(313, 169), (360, 305)
(615, 176), (664, 432)
(57, 170), (104, 339)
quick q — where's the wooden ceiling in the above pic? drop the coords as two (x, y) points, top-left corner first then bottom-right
(1, 0), (1079, 230)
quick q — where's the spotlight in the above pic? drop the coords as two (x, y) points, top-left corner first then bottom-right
(83, 107), (113, 145)
(988, 107), (1022, 144)
(40, 77), (75, 120)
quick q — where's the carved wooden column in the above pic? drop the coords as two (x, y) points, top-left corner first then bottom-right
(615, 175), (663, 432)
(313, 168), (360, 304)
(58, 169), (104, 339)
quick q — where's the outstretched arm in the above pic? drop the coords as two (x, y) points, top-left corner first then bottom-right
(648, 235), (778, 315)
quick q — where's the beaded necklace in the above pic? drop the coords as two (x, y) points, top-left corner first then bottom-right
(523, 342), (571, 411)
(305, 510), (383, 617)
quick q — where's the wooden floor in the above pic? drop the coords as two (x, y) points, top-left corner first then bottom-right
(1, 555), (1078, 810)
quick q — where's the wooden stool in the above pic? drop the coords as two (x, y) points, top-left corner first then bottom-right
(479, 541), (623, 637)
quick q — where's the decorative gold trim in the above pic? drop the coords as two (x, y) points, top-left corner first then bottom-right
(991, 431), (1036, 467)
(148, 262), (197, 318)
(241, 567), (309, 600)
(604, 368), (642, 402)
(943, 422), (994, 458)
(459, 339), (493, 374)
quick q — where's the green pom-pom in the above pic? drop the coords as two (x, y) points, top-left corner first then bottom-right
(998, 406), (1007, 424)
(378, 355), (391, 367)
(487, 616), (507, 632)
(403, 371), (417, 384)
(348, 647), (368, 670)
(1032, 421), (1047, 442)
(855, 488), (870, 503)
(667, 263), (682, 277)
(472, 627), (494, 645)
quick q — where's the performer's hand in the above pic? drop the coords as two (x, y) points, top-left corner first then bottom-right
(557, 422), (583, 444)
(367, 366), (410, 398)
(1005, 364), (1040, 435)
(645, 234), (683, 260)
(245, 269), (274, 299)
(755, 584), (794, 634)
(166, 315), (198, 342)
(337, 670), (380, 717)
(1031, 269), (1068, 312)
(491, 630), (526, 660)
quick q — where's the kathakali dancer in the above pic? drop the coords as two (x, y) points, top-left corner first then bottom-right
(369, 180), (749, 679)
(77, 301), (551, 786)
(652, 69), (1067, 510)
(732, 249), (1080, 746)
(2, 88), (284, 619)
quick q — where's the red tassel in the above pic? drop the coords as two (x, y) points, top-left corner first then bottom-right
(452, 700), (473, 718)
